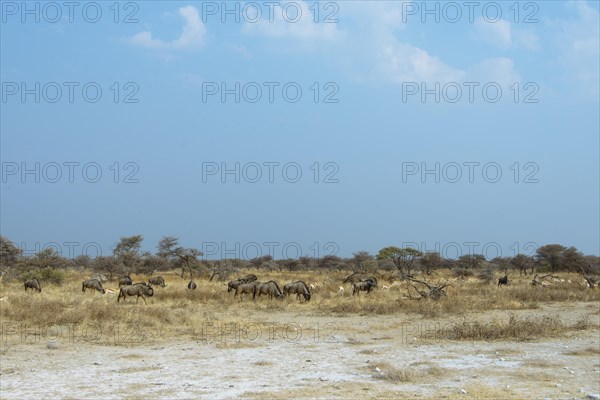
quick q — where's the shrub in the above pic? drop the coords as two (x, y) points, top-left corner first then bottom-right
(21, 268), (66, 285)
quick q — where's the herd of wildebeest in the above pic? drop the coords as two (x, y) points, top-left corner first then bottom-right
(22, 273), (380, 305)
(21, 268), (600, 305)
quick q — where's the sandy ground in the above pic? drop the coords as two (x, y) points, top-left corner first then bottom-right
(1, 303), (599, 399)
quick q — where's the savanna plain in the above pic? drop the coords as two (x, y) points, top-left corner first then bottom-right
(1, 270), (599, 399)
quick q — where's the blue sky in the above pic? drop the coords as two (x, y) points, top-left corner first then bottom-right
(1, 1), (599, 260)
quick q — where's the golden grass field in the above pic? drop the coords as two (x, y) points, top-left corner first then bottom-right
(1, 270), (599, 399)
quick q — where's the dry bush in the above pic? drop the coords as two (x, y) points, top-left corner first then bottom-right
(565, 347), (600, 356)
(369, 361), (448, 383)
(441, 314), (589, 341)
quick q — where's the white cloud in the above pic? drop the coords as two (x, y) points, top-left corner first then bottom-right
(474, 18), (512, 48)
(242, 1), (344, 44)
(473, 18), (539, 50)
(180, 73), (204, 86)
(554, 1), (599, 94)
(467, 58), (521, 86)
(128, 6), (205, 50)
(379, 41), (465, 84)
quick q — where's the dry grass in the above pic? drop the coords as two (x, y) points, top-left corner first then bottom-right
(253, 361), (273, 366)
(368, 361), (449, 383)
(521, 358), (560, 368)
(1, 269), (598, 342)
(565, 346), (600, 356)
(440, 314), (590, 341)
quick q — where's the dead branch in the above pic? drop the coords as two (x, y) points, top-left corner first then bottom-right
(406, 276), (448, 300)
(531, 273), (558, 286)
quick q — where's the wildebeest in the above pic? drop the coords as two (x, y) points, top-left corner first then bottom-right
(234, 281), (261, 300)
(119, 275), (133, 286)
(227, 279), (245, 293)
(228, 275), (258, 293)
(24, 278), (42, 293)
(188, 280), (197, 290)
(117, 283), (154, 304)
(254, 281), (283, 300)
(148, 276), (166, 287)
(240, 274), (257, 283)
(82, 279), (106, 294)
(283, 281), (311, 301)
(353, 278), (377, 295)
(498, 275), (509, 287)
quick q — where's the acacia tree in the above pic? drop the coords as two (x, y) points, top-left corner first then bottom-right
(113, 235), (144, 274)
(157, 236), (203, 279)
(377, 247), (423, 278)
(298, 256), (314, 270)
(249, 255), (273, 270)
(562, 247), (586, 272)
(317, 255), (342, 271)
(93, 256), (120, 281)
(0, 236), (22, 279)
(139, 253), (168, 276)
(536, 244), (567, 272)
(457, 254), (486, 270)
(419, 252), (444, 275)
(510, 254), (535, 275)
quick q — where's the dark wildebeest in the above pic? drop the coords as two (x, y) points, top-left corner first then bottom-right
(148, 276), (166, 287)
(498, 275), (509, 287)
(82, 279), (106, 294)
(227, 279), (245, 293)
(117, 283), (154, 304)
(240, 274), (257, 283)
(283, 281), (311, 301)
(254, 281), (283, 300)
(228, 275), (258, 293)
(188, 280), (197, 290)
(24, 278), (42, 293)
(119, 275), (133, 287)
(234, 281), (261, 300)
(353, 278), (377, 295)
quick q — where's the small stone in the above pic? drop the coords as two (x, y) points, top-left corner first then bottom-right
(93, 362), (102, 366)
(375, 367), (381, 372)
(555, 384), (561, 388)
(588, 394), (600, 400)
(459, 389), (467, 395)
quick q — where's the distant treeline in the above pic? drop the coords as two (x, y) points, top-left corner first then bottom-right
(1, 235), (598, 284)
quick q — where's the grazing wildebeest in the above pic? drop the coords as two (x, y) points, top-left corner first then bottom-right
(283, 281), (311, 301)
(148, 276), (166, 287)
(241, 274), (257, 283)
(254, 281), (283, 300)
(227, 279), (245, 293)
(498, 275), (509, 287)
(82, 279), (106, 294)
(353, 278), (377, 295)
(228, 275), (258, 293)
(234, 281), (261, 300)
(188, 280), (197, 290)
(119, 275), (133, 287)
(117, 283), (154, 304)
(24, 278), (42, 293)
